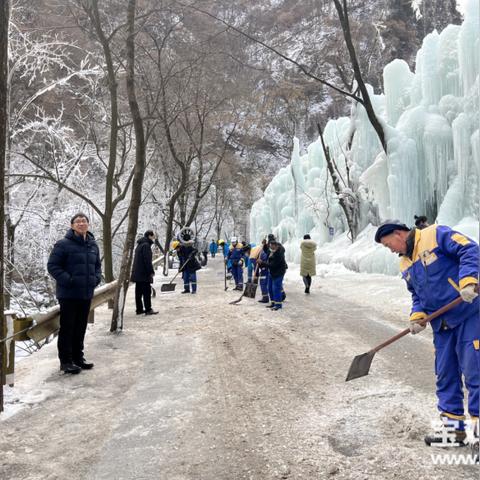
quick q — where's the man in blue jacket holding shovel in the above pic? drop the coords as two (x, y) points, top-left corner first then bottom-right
(375, 220), (479, 450)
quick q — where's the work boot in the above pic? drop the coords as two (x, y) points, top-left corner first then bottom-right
(181, 290), (190, 294)
(136, 310), (144, 315)
(304, 287), (310, 294)
(145, 309), (159, 315)
(75, 358), (94, 370)
(60, 363), (81, 374)
(272, 306), (282, 311)
(424, 415), (467, 447)
(266, 303), (275, 309)
(258, 296), (269, 303)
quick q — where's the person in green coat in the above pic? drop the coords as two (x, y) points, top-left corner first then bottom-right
(300, 234), (317, 294)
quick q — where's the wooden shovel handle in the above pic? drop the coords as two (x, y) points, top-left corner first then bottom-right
(372, 292), (473, 354)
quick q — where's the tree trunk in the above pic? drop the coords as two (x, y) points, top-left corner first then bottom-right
(89, 2), (119, 289)
(317, 123), (358, 242)
(163, 201), (176, 276)
(4, 222), (15, 310)
(102, 215), (114, 307)
(111, 0), (146, 332)
(333, 0), (386, 152)
(0, 0), (10, 413)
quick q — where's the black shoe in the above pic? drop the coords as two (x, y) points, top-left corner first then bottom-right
(136, 311), (144, 315)
(424, 431), (467, 447)
(145, 310), (159, 315)
(60, 363), (81, 374)
(266, 303), (275, 309)
(181, 290), (190, 294)
(304, 288), (310, 294)
(75, 359), (94, 370)
(258, 298), (269, 303)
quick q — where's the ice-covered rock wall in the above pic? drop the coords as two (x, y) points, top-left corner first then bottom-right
(250, 1), (479, 274)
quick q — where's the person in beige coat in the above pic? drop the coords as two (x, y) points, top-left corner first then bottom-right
(300, 234), (317, 294)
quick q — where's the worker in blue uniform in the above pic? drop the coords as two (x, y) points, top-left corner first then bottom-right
(375, 220), (479, 448)
(256, 239), (270, 303)
(209, 240), (218, 258)
(227, 237), (245, 290)
(243, 244), (254, 282)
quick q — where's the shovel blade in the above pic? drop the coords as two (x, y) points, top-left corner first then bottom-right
(243, 282), (257, 299)
(160, 283), (176, 292)
(345, 351), (376, 382)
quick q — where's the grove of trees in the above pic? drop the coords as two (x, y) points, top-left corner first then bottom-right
(0, 0), (465, 327)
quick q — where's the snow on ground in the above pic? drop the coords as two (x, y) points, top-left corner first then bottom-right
(305, 225), (402, 276)
(285, 261), (412, 328)
(2, 345), (58, 420)
(1, 258), (478, 479)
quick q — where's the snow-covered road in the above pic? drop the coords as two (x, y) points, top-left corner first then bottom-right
(1, 258), (478, 479)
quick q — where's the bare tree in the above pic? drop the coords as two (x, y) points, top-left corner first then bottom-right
(111, 0), (147, 332)
(317, 123), (360, 241)
(175, 0), (386, 149)
(4, 14), (100, 304)
(0, 0), (10, 414)
(332, 0), (386, 151)
(71, 1), (137, 290)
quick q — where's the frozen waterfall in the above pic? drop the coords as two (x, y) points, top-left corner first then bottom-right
(249, 0), (479, 275)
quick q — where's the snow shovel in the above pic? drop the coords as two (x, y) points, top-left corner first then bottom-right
(230, 264), (259, 305)
(345, 293), (468, 382)
(160, 253), (194, 292)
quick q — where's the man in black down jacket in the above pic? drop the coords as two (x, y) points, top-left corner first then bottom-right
(265, 239), (288, 311)
(47, 213), (101, 374)
(131, 230), (158, 316)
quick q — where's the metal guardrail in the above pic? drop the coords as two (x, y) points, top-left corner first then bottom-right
(1, 255), (164, 389)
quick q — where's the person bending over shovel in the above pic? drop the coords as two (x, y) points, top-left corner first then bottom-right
(375, 220), (479, 448)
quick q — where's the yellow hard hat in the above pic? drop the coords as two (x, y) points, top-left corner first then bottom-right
(171, 240), (180, 249)
(218, 239), (225, 244)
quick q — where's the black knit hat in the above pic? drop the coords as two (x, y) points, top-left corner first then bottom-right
(375, 220), (410, 243)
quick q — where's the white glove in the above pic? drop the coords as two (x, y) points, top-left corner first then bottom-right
(410, 321), (426, 335)
(460, 284), (478, 303)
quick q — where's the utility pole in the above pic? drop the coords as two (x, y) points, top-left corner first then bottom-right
(0, 0), (10, 413)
